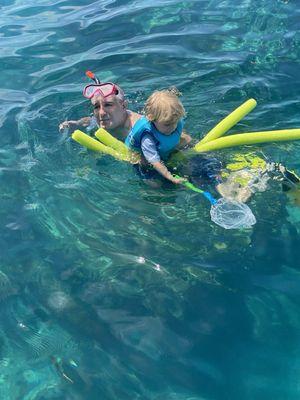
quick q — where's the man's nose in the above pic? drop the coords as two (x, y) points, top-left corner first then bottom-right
(99, 106), (107, 117)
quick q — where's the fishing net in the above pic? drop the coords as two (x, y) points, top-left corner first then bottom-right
(210, 198), (256, 229)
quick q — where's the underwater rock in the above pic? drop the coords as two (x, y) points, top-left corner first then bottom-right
(47, 291), (72, 312)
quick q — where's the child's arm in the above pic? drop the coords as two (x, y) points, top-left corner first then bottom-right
(151, 161), (186, 184)
(141, 134), (186, 184)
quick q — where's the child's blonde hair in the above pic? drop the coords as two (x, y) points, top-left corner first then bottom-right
(144, 88), (185, 124)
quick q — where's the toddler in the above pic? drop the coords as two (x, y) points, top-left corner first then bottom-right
(125, 89), (191, 184)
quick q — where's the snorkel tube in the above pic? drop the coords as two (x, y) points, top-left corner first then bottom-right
(85, 70), (100, 84)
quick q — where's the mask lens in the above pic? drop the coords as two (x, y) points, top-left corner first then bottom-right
(98, 83), (114, 96)
(83, 83), (116, 99)
(84, 85), (97, 98)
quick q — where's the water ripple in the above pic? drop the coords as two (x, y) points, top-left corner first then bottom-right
(1, 0), (300, 398)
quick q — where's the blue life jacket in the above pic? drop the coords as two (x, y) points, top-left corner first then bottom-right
(125, 116), (183, 160)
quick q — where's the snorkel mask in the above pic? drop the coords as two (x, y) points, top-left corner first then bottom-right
(83, 71), (123, 100)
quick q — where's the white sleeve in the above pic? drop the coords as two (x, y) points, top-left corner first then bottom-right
(141, 134), (161, 163)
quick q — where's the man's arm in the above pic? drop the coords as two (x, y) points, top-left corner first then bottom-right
(59, 116), (93, 132)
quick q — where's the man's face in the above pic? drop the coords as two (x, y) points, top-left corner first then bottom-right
(91, 94), (125, 130)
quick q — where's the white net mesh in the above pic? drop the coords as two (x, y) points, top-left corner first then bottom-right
(210, 198), (256, 229)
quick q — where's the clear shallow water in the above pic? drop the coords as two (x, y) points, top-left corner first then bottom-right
(1, 0), (300, 398)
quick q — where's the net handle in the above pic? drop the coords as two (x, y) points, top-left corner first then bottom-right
(174, 175), (218, 205)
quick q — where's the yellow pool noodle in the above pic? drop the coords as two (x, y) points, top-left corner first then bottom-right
(72, 130), (140, 163)
(197, 98), (257, 145)
(194, 129), (300, 153)
(94, 128), (128, 154)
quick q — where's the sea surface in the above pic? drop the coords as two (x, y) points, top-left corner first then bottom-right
(1, 0), (300, 399)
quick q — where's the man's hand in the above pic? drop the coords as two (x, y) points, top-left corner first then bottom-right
(59, 117), (92, 132)
(59, 120), (79, 132)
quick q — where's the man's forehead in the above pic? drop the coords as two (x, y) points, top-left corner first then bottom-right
(91, 94), (119, 104)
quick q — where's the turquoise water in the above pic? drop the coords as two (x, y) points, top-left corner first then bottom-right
(1, 0), (300, 398)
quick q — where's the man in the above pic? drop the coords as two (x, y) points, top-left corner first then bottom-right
(59, 79), (142, 141)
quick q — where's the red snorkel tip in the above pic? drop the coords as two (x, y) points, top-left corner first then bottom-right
(86, 70), (95, 79)
(85, 70), (100, 84)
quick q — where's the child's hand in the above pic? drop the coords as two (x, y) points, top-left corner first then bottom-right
(171, 176), (187, 184)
